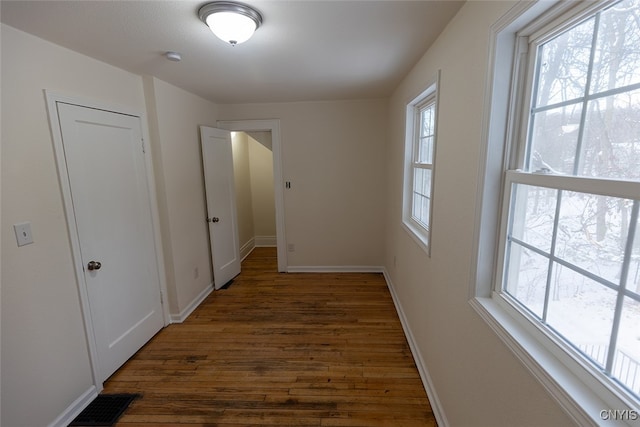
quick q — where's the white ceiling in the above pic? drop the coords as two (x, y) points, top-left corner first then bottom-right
(1, 0), (464, 104)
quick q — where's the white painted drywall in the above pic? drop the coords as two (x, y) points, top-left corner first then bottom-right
(248, 135), (276, 241)
(232, 132), (256, 252)
(232, 132), (276, 254)
(142, 77), (219, 316)
(1, 23), (147, 427)
(219, 100), (387, 268)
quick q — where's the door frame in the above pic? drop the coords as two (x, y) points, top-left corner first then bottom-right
(216, 119), (287, 272)
(45, 91), (170, 390)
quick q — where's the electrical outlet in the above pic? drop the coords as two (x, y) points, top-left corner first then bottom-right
(288, 243), (295, 252)
(14, 222), (34, 247)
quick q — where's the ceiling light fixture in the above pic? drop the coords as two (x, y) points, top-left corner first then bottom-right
(198, 1), (263, 46)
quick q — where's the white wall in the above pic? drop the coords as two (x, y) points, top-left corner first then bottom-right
(248, 135), (276, 241)
(143, 77), (219, 316)
(232, 132), (256, 253)
(384, 3), (576, 426)
(1, 25), (222, 426)
(220, 100), (387, 268)
(1, 24), (148, 427)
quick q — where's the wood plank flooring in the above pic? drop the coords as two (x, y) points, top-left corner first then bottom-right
(103, 247), (436, 426)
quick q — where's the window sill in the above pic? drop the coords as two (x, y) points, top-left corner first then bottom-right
(401, 220), (430, 256)
(469, 296), (639, 426)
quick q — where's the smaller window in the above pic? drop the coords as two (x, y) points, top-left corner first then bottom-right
(403, 72), (440, 255)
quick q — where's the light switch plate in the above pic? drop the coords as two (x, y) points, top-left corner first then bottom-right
(14, 222), (34, 246)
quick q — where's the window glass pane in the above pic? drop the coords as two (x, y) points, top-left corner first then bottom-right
(528, 103), (583, 174)
(415, 168), (431, 198)
(613, 297), (640, 398)
(546, 266), (618, 369)
(421, 104), (434, 137)
(412, 168), (431, 228)
(418, 103), (435, 164)
(412, 193), (430, 228)
(418, 136), (433, 164)
(555, 192), (630, 285)
(579, 88), (640, 180)
(510, 184), (557, 253)
(590, 0), (640, 93)
(535, 17), (594, 108)
(504, 243), (549, 319)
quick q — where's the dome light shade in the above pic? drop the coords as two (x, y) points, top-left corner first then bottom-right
(199, 2), (263, 46)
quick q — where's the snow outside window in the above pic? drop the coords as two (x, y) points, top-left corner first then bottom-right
(403, 74), (439, 255)
(498, 0), (640, 408)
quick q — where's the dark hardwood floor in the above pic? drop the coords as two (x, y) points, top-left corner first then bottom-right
(103, 247), (436, 426)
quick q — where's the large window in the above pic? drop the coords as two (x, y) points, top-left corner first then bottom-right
(403, 75), (439, 254)
(497, 0), (640, 411)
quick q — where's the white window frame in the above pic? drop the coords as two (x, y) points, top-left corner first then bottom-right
(402, 71), (440, 256)
(470, 1), (640, 425)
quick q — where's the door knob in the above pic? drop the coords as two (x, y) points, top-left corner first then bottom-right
(87, 261), (102, 271)
(207, 217), (220, 223)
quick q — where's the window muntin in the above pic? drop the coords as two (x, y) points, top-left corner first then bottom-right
(500, 0), (640, 403)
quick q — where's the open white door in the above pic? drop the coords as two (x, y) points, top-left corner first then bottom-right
(200, 126), (241, 289)
(57, 102), (164, 382)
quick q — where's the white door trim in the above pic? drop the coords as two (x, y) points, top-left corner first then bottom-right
(44, 91), (170, 390)
(216, 119), (287, 272)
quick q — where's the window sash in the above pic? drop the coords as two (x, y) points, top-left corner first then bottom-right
(499, 170), (640, 295)
(414, 99), (436, 165)
(411, 164), (433, 230)
(497, 169), (640, 399)
(520, 0), (640, 180)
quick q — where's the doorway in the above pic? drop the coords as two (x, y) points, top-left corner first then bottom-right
(217, 120), (287, 272)
(231, 131), (277, 262)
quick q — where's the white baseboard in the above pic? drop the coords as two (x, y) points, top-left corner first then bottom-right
(240, 238), (255, 261)
(170, 283), (213, 323)
(382, 268), (449, 427)
(240, 236), (276, 261)
(254, 235), (277, 247)
(287, 266), (384, 273)
(48, 385), (98, 427)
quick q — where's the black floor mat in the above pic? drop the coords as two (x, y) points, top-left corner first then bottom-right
(68, 394), (138, 426)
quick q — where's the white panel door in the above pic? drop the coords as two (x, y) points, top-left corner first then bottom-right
(58, 102), (164, 382)
(200, 126), (241, 289)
